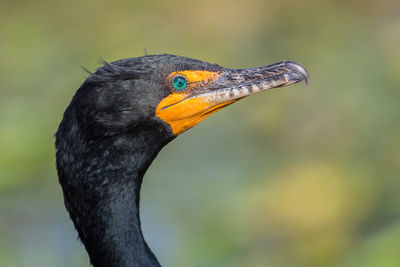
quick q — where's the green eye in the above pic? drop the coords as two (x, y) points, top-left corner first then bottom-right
(172, 76), (188, 92)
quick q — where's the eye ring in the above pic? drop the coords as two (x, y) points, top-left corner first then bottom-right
(170, 75), (188, 92)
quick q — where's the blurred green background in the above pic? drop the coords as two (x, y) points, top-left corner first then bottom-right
(1, 0), (400, 266)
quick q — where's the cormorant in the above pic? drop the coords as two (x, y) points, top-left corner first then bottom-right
(55, 54), (308, 267)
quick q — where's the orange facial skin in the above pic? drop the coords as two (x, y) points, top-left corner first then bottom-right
(165, 70), (221, 92)
(156, 70), (233, 135)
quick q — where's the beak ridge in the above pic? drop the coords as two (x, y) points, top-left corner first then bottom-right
(194, 61), (309, 104)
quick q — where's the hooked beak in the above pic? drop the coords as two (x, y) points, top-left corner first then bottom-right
(194, 61), (309, 103)
(156, 61), (309, 135)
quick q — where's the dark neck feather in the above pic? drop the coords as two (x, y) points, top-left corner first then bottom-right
(56, 114), (173, 267)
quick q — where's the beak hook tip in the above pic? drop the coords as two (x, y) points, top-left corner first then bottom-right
(287, 61), (309, 87)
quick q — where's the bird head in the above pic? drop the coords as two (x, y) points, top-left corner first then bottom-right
(56, 54), (309, 266)
(69, 54), (308, 140)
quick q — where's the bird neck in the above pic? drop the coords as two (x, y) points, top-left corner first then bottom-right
(89, 169), (158, 267)
(57, 123), (173, 267)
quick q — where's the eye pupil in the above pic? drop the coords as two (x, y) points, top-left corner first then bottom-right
(172, 76), (187, 91)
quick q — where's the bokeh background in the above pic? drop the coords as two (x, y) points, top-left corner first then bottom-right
(1, 0), (400, 266)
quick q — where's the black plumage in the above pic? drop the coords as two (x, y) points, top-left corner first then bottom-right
(55, 54), (308, 267)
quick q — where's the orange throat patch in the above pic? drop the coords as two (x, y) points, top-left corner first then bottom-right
(156, 93), (235, 135)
